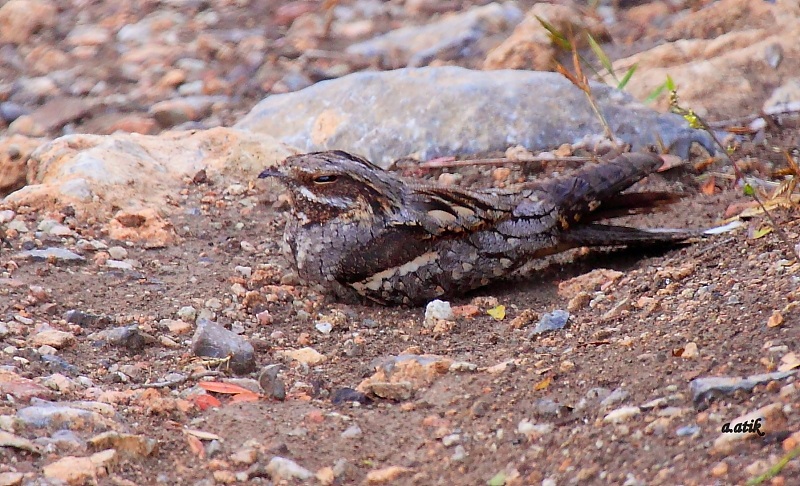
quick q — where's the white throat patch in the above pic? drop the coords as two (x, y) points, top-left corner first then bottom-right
(297, 186), (352, 209)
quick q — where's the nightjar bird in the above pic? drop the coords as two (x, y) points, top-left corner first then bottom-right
(259, 150), (698, 305)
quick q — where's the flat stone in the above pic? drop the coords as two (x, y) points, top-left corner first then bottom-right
(0, 430), (43, 454)
(42, 449), (118, 485)
(277, 347), (327, 366)
(690, 370), (797, 403)
(87, 431), (158, 459)
(17, 400), (114, 430)
(191, 319), (256, 374)
(604, 406), (642, 423)
(0, 369), (53, 401)
(266, 456), (314, 481)
(15, 248), (85, 263)
(528, 310), (570, 336)
(88, 325), (154, 351)
(29, 329), (76, 349)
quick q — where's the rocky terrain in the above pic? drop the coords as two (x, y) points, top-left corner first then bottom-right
(1, 0), (799, 485)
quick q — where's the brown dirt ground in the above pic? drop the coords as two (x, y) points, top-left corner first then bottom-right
(3, 123), (800, 484)
(2, 1), (800, 485)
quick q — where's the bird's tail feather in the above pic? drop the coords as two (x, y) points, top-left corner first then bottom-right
(562, 224), (702, 247)
(539, 152), (666, 223)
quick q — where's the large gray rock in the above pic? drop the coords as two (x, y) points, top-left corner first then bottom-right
(237, 66), (713, 169)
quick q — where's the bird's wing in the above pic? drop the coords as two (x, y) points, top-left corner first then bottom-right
(333, 185), (516, 284)
(402, 185), (515, 235)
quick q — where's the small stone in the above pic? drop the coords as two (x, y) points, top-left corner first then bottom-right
(30, 329), (76, 349)
(365, 466), (413, 484)
(235, 265), (252, 278)
(559, 360), (575, 372)
(88, 325), (153, 351)
(710, 461), (728, 477)
(517, 419), (555, 440)
(191, 319), (256, 374)
(600, 388), (629, 408)
(676, 425), (701, 437)
(0, 209), (15, 224)
(258, 364), (286, 401)
(316, 467), (335, 485)
(48, 224), (73, 237)
(680, 342), (699, 359)
(485, 360), (516, 374)
(256, 310), (273, 325)
(0, 0), (58, 44)
(449, 361), (478, 372)
(509, 308), (536, 329)
(603, 406), (641, 423)
(177, 306), (197, 322)
(107, 246), (128, 260)
(42, 450), (117, 484)
(528, 310), (569, 336)
(229, 446), (258, 466)
(149, 97), (213, 127)
(441, 433), (460, 446)
(64, 309), (105, 327)
(331, 387), (370, 405)
(0, 369), (53, 401)
(767, 310), (784, 328)
(315, 321), (333, 334)
(558, 269), (623, 298)
(105, 259), (134, 270)
(358, 354), (452, 400)
(205, 298), (223, 311)
(87, 431), (158, 459)
(689, 371), (797, 404)
(277, 347), (326, 366)
(567, 291), (593, 312)
(368, 382), (413, 401)
(341, 424), (362, 439)
(265, 456), (314, 481)
(162, 319), (192, 335)
(451, 445), (467, 461)
(37, 345), (57, 355)
(424, 299), (454, 326)
(212, 470), (236, 484)
(67, 25), (110, 46)
(15, 248), (85, 263)
(159, 336), (179, 348)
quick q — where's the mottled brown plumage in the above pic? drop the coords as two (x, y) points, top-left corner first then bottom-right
(259, 150), (698, 305)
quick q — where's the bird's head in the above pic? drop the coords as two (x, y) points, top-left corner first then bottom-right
(259, 150), (403, 224)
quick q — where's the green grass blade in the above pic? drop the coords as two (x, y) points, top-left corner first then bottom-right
(666, 74), (676, 91)
(644, 80), (668, 103)
(588, 33), (617, 82)
(616, 64), (637, 90)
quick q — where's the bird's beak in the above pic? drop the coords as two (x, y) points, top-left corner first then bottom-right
(258, 167), (284, 179)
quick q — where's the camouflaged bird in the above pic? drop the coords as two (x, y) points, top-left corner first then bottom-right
(259, 150), (698, 305)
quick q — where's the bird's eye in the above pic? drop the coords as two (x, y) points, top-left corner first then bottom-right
(313, 175), (338, 184)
